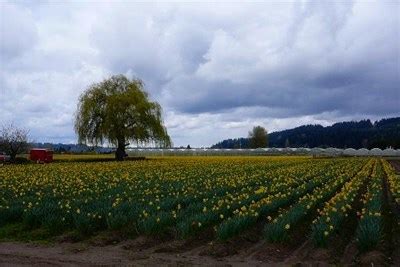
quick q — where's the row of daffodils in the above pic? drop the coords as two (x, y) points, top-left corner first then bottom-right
(0, 156), (398, 253)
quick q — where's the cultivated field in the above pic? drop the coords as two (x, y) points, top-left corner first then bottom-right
(0, 156), (399, 265)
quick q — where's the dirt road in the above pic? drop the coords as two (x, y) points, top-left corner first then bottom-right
(0, 237), (286, 266)
(1, 231), (391, 266)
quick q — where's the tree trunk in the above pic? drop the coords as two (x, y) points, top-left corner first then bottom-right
(115, 138), (126, 161)
(9, 152), (16, 163)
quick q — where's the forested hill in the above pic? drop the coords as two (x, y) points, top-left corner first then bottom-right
(211, 117), (400, 149)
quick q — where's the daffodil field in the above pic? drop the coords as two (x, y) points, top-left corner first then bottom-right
(0, 156), (399, 254)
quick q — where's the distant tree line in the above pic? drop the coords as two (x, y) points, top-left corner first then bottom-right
(211, 117), (400, 149)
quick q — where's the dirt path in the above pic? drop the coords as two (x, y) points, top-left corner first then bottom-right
(388, 160), (400, 174)
(0, 237), (276, 266)
(386, 160), (400, 266)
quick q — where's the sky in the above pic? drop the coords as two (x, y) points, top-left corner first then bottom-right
(0, 1), (399, 147)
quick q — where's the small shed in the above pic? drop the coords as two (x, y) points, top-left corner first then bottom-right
(30, 149), (53, 163)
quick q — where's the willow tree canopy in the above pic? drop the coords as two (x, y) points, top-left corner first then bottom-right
(75, 75), (171, 160)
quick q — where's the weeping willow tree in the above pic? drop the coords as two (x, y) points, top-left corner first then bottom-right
(75, 75), (171, 160)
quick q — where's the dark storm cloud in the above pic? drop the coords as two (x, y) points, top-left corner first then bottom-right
(163, 57), (399, 118)
(158, 1), (399, 119)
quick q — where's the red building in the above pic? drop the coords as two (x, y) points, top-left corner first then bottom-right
(30, 149), (53, 163)
(0, 152), (10, 162)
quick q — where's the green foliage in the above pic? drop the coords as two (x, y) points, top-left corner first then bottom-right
(264, 162), (362, 243)
(217, 216), (256, 240)
(106, 202), (140, 230)
(355, 162), (383, 252)
(213, 117), (400, 149)
(0, 223), (52, 243)
(176, 212), (219, 238)
(216, 160), (366, 241)
(356, 216), (381, 251)
(138, 211), (175, 235)
(310, 160), (375, 247)
(249, 125), (268, 148)
(75, 75), (171, 153)
(1, 157), (376, 242)
(0, 205), (23, 226)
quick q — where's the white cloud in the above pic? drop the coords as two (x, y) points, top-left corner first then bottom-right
(0, 3), (38, 61)
(0, 1), (399, 147)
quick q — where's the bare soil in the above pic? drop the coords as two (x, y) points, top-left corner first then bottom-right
(387, 160), (400, 266)
(388, 160), (400, 174)
(0, 237), (275, 266)
(1, 227), (395, 266)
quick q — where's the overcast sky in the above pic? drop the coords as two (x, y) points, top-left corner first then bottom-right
(1, 1), (399, 147)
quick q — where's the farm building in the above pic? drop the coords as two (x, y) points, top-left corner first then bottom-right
(30, 149), (53, 163)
